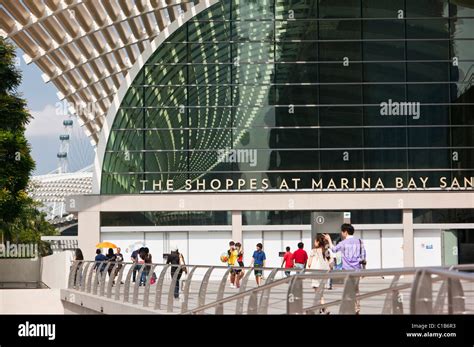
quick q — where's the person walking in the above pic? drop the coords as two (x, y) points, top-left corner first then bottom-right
(249, 243), (266, 286)
(106, 248), (117, 280)
(281, 246), (294, 277)
(307, 235), (331, 314)
(131, 248), (141, 283)
(324, 223), (367, 314)
(227, 241), (238, 288)
(166, 246), (187, 299)
(234, 242), (244, 289)
(139, 247), (152, 286)
(72, 248), (84, 287)
(292, 242), (308, 272)
(94, 249), (107, 284)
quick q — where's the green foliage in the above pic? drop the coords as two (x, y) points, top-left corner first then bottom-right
(0, 36), (55, 245)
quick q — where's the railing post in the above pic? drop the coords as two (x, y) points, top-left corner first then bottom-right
(287, 275), (303, 314)
(258, 268), (279, 314)
(143, 264), (158, 307)
(410, 270), (433, 314)
(86, 262), (96, 293)
(101, 262), (114, 297)
(181, 265), (197, 313)
(79, 262), (91, 292)
(114, 263), (130, 300)
(122, 263), (136, 303)
(197, 266), (214, 310)
(307, 278), (327, 315)
(68, 260), (79, 289)
(154, 264), (170, 310)
(339, 274), (359, 314)
(236, 267), (254, 315)
(215, 268), (232, 314)
(100, 263), (118, 298)
(92, 261), (105, 295)
(434, 279), (447, 313)
(447, 278), (465, 314)
(382, 275), (403, 314)
(131, 265), (145, 304)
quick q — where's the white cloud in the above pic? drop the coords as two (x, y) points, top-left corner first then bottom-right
(26, 103), (65, 137)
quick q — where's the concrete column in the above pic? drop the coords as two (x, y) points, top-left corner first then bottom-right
(231, 211), (242, 243)
(78, 211), (101, 261)
(403, 209), (414, 267)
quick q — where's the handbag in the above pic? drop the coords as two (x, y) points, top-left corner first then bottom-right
(359, 239), (367, 268)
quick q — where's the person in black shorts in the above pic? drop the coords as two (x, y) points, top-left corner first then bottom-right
(234, 242), (244, 288)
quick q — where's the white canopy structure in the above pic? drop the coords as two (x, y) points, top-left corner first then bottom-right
(0, 0), (201, 145)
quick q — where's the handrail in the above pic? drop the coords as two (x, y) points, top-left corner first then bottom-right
(66, 261), (474, 315)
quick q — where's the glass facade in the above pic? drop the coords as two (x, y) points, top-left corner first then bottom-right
(101, 0), (474, 194)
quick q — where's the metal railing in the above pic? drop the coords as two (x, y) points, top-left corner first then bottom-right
(67, 261), (474, 314)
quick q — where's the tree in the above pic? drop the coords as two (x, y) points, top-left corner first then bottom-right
(0, 36), (55, 244)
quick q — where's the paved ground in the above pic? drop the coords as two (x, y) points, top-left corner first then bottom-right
(75, 271), (474, 314)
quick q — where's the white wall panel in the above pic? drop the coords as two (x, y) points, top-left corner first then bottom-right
(414, 229), (442, 267)
(360, 230), (381, 269)
(381, 230), (404, 268)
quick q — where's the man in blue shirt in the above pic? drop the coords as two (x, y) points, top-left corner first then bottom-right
(94, 249), (107, 274)
(249, 243), (266, 286)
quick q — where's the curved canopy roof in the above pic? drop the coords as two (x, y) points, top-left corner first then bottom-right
(0, 0), (200, 145)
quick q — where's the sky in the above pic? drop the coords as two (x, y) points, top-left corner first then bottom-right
(16, 48), (95, 175)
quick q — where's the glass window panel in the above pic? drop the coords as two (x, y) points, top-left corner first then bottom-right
(233, 0), (274, 20)
(450, 19), (474, 39)
(232, 21), (274, 41)
(320, 128), (363, 148)
(362, 0), (405, 18)
(365, 149), (407, 169)
(234, 42), (274, 62)
(319, 63), (362, 82)
(364, 106), (407, 126)
(319, 20), (361, 39)
(451, 40), (474, 60)
(408, 127), (450, 147)
(407, 62), (449, 82)
(275, 20), (318, 41)
(264, 128), (319, 149)
(320, 85), (362, 104)
(319, 0), (361, 18)
(319, 41), (361, 61)
(408, 149), (450, 169)
(273, 106), (319, 126)
(406, 40), (449, 60)
(276, 42), (318, 62)
(406, 0), (448, 17)
(364, 128), (407, 148)
(363, 20), (405, 39)
(407, 84), (449, 103)
(320, 150), (364, 170)
(450, 2), (474, 17)
(363, 41), (405, 61)
(450, 105), (474, 125)
(406, 19), (449, 39)
(275, 0), (318, 19)
(275, 63), (318, 83)
(276, 85), (319, 104)
(407, 105), (449, 125)
(363, 62), (405, 82)
(189, 43), (231, 63)
(452, 127), (474, 147)
(320, 106), (363, 126)
(363, 84), (405, 104)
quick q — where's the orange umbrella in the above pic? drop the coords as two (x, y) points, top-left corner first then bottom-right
(96, 242), (118, 249)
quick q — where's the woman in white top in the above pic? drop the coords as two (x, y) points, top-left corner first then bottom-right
(307, 234), (331, 314)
